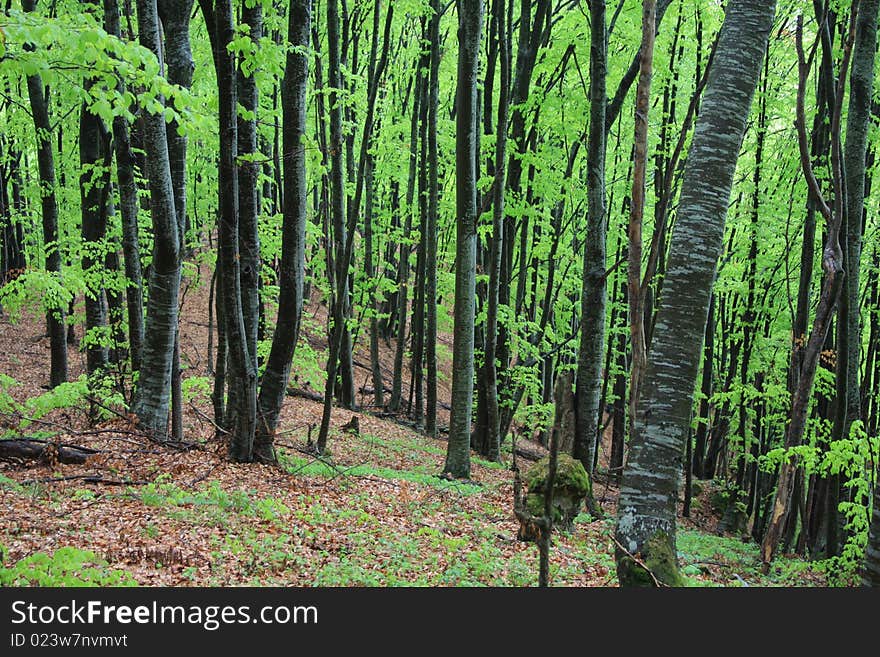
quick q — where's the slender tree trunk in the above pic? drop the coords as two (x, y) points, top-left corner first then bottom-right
(236, 0), (262, 394)
(325, 0), (356, 410)
(762, 7), (868, 570)
(158, 0), (194, 444)
(480, 0), (509, 461)
(23, 0), (67, 389)
(255, 0), (311, 461)
(626, 0), (655, 452)
(389, 66), (423, 413)
(574, 0), (607, 478)
(615, 0), (776, 587)
(425, 0), (441, 438)
(105, 0), (144, 377)
(443, 0), (483, 479)
(211, 0), (258, 461)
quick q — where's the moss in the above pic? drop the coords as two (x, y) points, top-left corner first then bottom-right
(525, 453), (591, 497)
(617, 531), (686, 587)
(524, 454), (591, 530)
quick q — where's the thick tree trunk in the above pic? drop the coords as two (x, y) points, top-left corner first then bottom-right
(132, 0), (181, 437)
(443, 0), (483, 479)
(615, 0), (775, 587)
(255, 0), (311, 461)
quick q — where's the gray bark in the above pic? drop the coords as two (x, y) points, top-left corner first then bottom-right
(850, 0), (880, 586)
(132, 0), (181, 438)
(574, 0), (606, 476)
(615, 0), (776, 587)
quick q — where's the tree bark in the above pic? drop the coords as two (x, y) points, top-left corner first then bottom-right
(132, 0), (181, 437)
(255, 0), (312, 462)
(105, 0), (144, 378)
(23, 0), (67, 389)
(574, 0), (607, 477)
(615, 0), (776, 587)
(443, 0), (483, 479)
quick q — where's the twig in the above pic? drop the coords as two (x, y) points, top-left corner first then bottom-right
(19, 474), (148, 486)
(611, 536), (664, 587)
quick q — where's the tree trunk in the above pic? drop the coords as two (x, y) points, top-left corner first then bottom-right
(23, 0), (67, 389)
(131, 0), (181, 437)
(212, 0), (258, 461)
(443, 0), (483, 479)
(425, 0), (441, 439)
(615, 0), (776, 587)
(574, 0), (607, 477)
(762, 5), (871, 570)
(626, 0), (655, 454)
(105, 0), (144, 377)
(255, 0), (312, 462)
(79, 28), (112, 379)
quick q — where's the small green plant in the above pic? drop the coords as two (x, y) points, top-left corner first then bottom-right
(0, 546), (137, 587)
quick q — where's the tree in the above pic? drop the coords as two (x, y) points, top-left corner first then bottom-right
(255, 0), (312, 463)
(22, 0), (67, 389)
(573, 0), (606, 477)
(131, 0), (181, 438)
(615, 0), (777, 587)
(443, 0), (483, 479)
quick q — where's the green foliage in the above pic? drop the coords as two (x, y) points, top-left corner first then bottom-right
(0, 545), (137, 587)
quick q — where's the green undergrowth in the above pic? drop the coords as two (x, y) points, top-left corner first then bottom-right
(0, 545), (137, 587)
(677, 529), (821, 587)
(279, 451), (483, 495)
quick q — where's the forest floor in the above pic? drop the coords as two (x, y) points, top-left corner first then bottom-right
(0, 259), (829, 587)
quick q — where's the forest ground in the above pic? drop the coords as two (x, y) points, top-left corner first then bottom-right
(0, 260), (828, 587)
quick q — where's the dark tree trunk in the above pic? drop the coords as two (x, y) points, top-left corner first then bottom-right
(325, 0), (356, 410)
(615, 0), (776, 587)
(255, 0), (311, 461)
(236, 0), (262, 394)
(479, 0), (509, 461)
(211, 0), (258, 460)
(23, 0), (67, 389)
(762, 6), (869, 569)
(158, 0), (194, 445)
(574, 0), (607, 477)
(443, 0), (483, 479)
(105, 0), (144, 377)
(425, 0), (441, 438)
(79, 72), (112, 378)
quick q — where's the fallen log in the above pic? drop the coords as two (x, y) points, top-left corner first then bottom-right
(0, 439), (98, 465)
(286, 387), (324, 403)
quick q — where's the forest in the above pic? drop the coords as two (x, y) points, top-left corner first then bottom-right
(0, 0), (878, 589)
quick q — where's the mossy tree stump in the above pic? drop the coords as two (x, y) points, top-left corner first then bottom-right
(524, 453), (591, 531)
